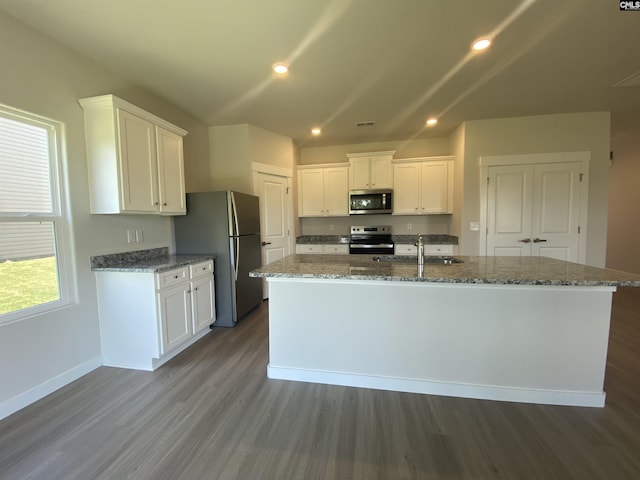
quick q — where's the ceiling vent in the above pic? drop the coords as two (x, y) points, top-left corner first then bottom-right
(612, 69), (640, 88)
(355, 121), (376, 127)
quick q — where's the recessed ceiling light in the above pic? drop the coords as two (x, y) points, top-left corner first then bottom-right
(472, 38), (491, 52)
(272, 63), (289, 75)
(426, 118), (438, 127)
(311, 127), (321, 136)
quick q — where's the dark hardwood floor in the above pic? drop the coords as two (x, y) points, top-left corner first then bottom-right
(2, 289), (640, 479)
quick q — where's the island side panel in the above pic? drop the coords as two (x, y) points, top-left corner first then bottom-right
(266, 278), (614, 407)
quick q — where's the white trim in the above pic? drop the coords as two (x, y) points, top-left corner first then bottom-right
(0, 356), (102, 421)
(296, 162), (349, 169)
(392, 155), (454, 164)
(479, 151), (590, 263)
(346, 150), (396, 159)
(251, 161), (293, 178)
(267, 365), (606, 408)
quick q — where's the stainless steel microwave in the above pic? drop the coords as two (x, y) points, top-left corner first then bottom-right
(349, 189), (393, 215)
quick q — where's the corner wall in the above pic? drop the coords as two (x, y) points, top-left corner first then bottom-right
(607, 111), (640, 274)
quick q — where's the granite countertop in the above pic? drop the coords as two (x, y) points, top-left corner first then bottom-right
(296, 234), (458, 245)
(250, 254), (640, 287)
(91, 247), (214, 273)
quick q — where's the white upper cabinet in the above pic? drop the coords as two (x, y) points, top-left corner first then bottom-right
(79, 94), (188, 215)
(392, 156), (454, 215)
(347, 151), (395, 190)
(297, 163), (349, 217)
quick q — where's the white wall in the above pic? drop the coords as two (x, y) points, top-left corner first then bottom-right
(607, 111), (640, 274)
(459, 112), (611, 267)
(209, 123), (295, 194)
(0, 12), (210, 418)
(299, 137), (450, 165)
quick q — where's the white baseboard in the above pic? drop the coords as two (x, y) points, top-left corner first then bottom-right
(267, 365), (606, 408)
(0, 356), (102, 421)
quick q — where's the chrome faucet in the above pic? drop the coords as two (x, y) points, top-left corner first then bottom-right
(415, 233), (424, 266)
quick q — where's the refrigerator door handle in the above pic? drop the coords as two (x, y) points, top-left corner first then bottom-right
(234, 236), (240, 281)
(230, 191), (240, 238)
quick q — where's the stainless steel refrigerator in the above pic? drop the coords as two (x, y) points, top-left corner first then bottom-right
(174, 191), (262, 327)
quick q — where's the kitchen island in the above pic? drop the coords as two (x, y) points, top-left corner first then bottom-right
(250, 255), (640, 407)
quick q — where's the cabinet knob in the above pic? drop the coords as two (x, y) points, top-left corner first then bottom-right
(174, 275), (179, 279)
(154, 202), (159, 206)
(163, 202), (167, 206)
(194, 287), (198, 291)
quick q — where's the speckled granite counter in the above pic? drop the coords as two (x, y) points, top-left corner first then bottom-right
(257, 254), (639, 407)
(295, 234), (458, 245)
(91, 247), (213, 273)
(250, 254), (640, 287)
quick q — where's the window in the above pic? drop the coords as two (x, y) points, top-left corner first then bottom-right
(0, 104), (73, 323)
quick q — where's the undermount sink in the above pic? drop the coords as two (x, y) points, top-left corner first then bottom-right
(372, 255), (464, 265)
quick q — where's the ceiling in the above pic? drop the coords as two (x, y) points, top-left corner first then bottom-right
(1, 0), (639, 147)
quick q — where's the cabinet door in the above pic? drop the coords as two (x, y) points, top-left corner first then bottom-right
(191, 275), (216, 333)
(349, 157), (371, 189)
(420, 162), (449, 213)
(117, 109), (158, 212)
(298, 169), (325, 216)
(156, 127), (186, 215)
(370, 156), (392, 189)
(157, 284), (192, 354)
(393, 163), (421, 214)
(323, 167), (349, 216)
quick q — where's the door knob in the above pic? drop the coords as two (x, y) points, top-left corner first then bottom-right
(533, 238), (547, 243)
(518, 238), (531, 243)
(261, 241), (272, 246)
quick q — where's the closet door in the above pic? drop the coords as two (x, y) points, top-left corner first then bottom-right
(486, 162), (582, 261)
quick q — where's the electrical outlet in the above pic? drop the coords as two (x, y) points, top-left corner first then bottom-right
(135, 229), (144, 242)
(127, 229), (135, 243)
(407, 223), (412, 231)
(329, 224), (334, 232)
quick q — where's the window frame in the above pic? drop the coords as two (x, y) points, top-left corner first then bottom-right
(0, 103), (75, 324)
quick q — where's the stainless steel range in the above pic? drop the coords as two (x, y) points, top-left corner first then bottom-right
(349, 225), (394, 254)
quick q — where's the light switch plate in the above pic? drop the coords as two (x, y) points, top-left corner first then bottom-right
(470, 222), (480, 231)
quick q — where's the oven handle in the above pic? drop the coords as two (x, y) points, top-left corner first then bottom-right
(349, 244), (395, 249)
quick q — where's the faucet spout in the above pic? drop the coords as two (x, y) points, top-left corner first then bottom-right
(415, 233), (424, 266)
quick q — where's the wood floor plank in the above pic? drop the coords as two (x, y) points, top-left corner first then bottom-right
(2, 290), (640, 479)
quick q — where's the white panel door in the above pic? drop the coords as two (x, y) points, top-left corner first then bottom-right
(486, 162), (582, 261)
(256, 172), (290, 298)
(486, 165), (533, 256)
(531, 163), (581, 262)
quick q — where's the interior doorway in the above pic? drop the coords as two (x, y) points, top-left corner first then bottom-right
(252, 165), (294, 298)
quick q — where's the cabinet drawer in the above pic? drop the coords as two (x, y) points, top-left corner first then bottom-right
(395, 244), (417, 255)
(296, 244), (323, 254)
(190, 260), (214, 279)
(424, 245), (454, 255)
(324, 244), (349, 254)
(156, 267), (188, 289)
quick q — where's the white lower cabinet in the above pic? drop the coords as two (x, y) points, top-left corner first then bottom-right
(296, 244), (349, 254)
(395, 244), (455, 255)
(96, 259), (215, 371)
